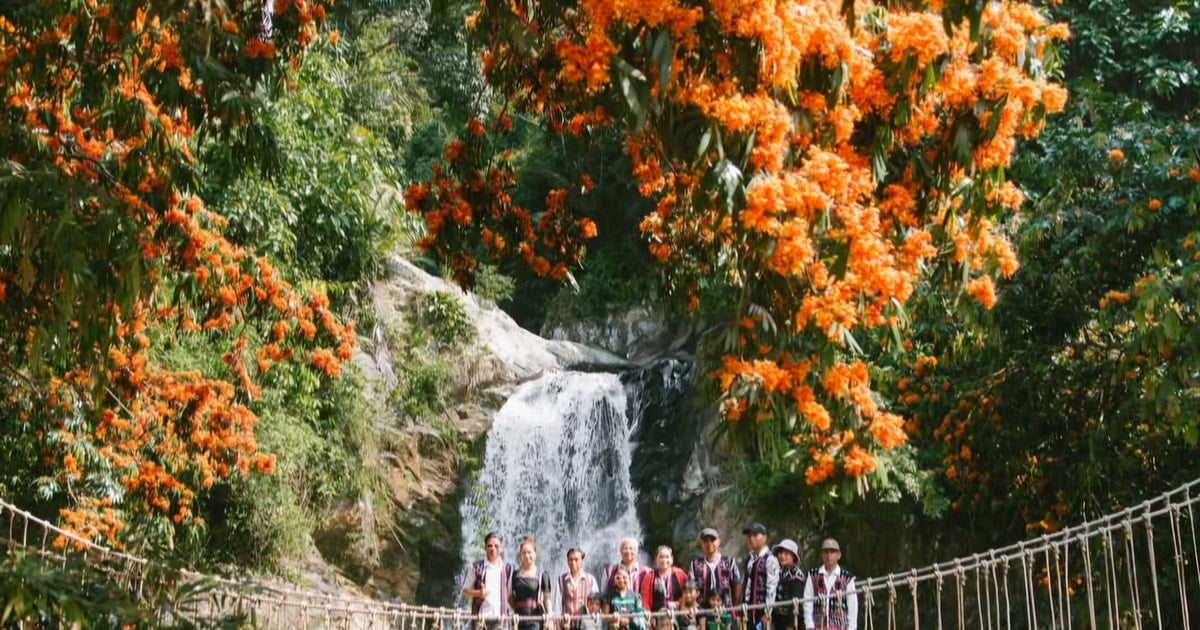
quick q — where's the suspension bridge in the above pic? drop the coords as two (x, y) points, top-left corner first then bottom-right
(3, 477), (1199, 628)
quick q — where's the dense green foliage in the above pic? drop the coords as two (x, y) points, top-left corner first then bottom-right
(0, 550), (259, 629)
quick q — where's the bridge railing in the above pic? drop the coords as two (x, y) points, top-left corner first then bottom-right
(4, 477), (1200, 629)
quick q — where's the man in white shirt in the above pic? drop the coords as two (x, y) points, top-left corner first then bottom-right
(463, 532), (515, 629)
(802, 539), (856, 630)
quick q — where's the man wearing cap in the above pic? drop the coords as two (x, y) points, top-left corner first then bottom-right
(741, 523), (780, 629)
(689, 528), (744, 614)
(770, 539), (806, 630)
(802, 538), (856, 630)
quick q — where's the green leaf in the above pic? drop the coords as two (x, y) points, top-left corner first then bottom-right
(696, 125), (714, 162)
(614, 56), (649, 132)
(651, 30), (673, 97)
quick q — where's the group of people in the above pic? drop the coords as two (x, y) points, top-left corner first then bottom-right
(460, 524), (857, 630)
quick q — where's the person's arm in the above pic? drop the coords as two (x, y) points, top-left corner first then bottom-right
(764, 556), (780, 611)
(846, 576), (857, 630)
(801, 577), (815, 630)
(634, 594), (649, 630)
(731, 562), (745, 607)
(462, 564), (481, 599)
(542, 573), (555, 618)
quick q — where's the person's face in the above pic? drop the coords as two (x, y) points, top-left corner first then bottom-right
(746, 532), (766, 551)
(656, 548), (673, 570)
(775, 550), (794, 568)
(707, 595), (722, 610)
(485, 537), (502, 562)
(614, 571), (630, 591)
(587, 599), (602, 613)
(521, 544), (537, 567)
(821, 547), (840, 569)
(568, 552), (584, 573)
(681, 589), (698, 606)
(621, 541), (638, 564)
(700, 536), (719, 556)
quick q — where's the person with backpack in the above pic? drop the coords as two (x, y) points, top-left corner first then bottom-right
(463, 532), (516, 630)
(688, 528), (743, 617)
(510, 536), (554, 630)
(641, 546), (689, 628)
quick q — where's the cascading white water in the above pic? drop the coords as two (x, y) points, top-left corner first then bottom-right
(459, 371), (644, 583)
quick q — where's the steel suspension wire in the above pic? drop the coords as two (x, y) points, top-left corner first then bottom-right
(1021, 549), (1036, 630)
(1124, 521), (1143, 630)
(1169, 505), (1190, 628)
(1189, 488), (1200, 591)
(936, 570), (945, 630)
(908, 572), (920, 630)
(980, 560), (992, 630)
(1144, 508), (1164, 630)
(1102, 529), (1118, 625)
(1001, 560), (1011, 630)
(887, 576), (897, 630)
(973, 562), (982, 630)
(955, 563), (966, 630)
(863, 585), (875, 630)
(1042, 545), (1056, 630)
(1080, 534), (1097, 630)
(1060, 541), (1072, 628)
(986, 553), (1001, 630)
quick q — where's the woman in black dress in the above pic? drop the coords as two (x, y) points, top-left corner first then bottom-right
(510, 536), (554, 630)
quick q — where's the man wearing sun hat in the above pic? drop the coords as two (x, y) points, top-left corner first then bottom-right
(741, 523), (780, 629)
(802, 538), (856, 630)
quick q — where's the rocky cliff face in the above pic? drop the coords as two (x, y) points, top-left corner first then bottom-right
(542, 303), (692, 361)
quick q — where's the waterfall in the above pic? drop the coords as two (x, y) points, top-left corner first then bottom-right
(459, 371), (644, 582)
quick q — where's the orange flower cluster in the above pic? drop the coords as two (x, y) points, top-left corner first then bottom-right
(405, 116), (600, 285)
(435, 0), (1067, 488)
(0, 1), (335, 544)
